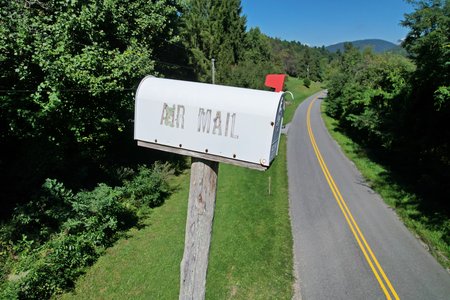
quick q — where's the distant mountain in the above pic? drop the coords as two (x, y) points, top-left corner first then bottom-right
(326, 39), (404, 54)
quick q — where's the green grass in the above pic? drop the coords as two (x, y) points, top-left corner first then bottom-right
(283, 77), (323, 125)
(60, 171), (189, 300)
(206, 137), (293, 299)
(321, 102), (450, 270)
(61, 137), (293, 299)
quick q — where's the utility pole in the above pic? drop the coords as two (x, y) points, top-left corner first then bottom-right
(211, 58), (215, 84)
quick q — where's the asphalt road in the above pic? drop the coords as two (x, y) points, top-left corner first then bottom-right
(287, 91), (450, 300)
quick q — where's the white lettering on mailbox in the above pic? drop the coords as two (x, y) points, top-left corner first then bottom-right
(198, 108), (238, 139)
(160, 103), (238, 139)
(213, 112), (222, 136)
(161, 103), (185, 129)
(198, 108), (212, 133)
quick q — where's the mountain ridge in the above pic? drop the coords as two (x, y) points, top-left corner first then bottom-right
(326, 39), (403, 53)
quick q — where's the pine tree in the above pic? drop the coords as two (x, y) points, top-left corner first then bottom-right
(181, 0), (246, 83)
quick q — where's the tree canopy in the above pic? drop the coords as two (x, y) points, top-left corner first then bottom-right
(0, 0), (183, 213)
(181, 0), (246, 82)
(325, 0), (450, 208)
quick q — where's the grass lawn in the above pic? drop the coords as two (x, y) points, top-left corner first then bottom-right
(206, 137), (292, 299)
(61, 138), (293, 300)
(60, 170), (189, 300)
(283, 77), (323, 125)
(321, 102), (450, 270)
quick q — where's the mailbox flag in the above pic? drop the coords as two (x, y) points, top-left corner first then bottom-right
(265, 74), (286, 92)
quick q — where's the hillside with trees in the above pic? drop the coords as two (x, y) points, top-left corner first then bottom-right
(325, 0), (449, 260)
(326, 0), (449, 208)
(268, 38), (331, 81)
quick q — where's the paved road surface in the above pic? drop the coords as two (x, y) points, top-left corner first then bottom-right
(287, 91), (450, 299)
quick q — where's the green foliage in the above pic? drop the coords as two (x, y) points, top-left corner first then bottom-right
(10, 179), (74, 243)
(267, 38), (330, 81)
(400, 1), (450, 177)
(181, 1), (333, 89)
(0, 0), (183, 214)
(63, 184), (130, 246)
(326, 45), (415, 148)
(121, 163), (172, 209)
(0, 164), (172, 299)
(14, 235), (98, 299)
(1, 0), (180, 141)
(324, 0), (450, 267)
(223, 28), (283, 89)
(402, 0), (449, 91)
(303, 78), (311, 88)
(181, 0), (247, 83)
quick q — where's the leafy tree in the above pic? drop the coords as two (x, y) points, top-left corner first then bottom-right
(325, 0), (450, 212)
(402, 0), (449, 99)
(400, 0), (450, 196)
(326, 45), (415, 148)
(1, 0), (181, 140)
(224, 27), (283, 89)
(0, 0), (183, 211)
(267, 37), (328, 81)
(243, 27), (273, 63)
(325, 43), (364, 119)
(401, 0), (450, 130)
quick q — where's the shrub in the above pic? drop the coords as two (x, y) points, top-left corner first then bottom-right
(65, 183), (130, 246)
(15, 235), (98, 299)
(122, 163), (172, 208)
(0, 162), (173, 299)
(303, 78), (311, 88)
(10, 179), (74, 243)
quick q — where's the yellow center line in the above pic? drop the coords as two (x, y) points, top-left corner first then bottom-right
(306, 95), (400, 300)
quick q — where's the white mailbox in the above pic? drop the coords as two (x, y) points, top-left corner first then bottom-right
(134, 76), (285, 170)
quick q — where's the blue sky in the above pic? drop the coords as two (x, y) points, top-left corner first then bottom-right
(240, 0), (415, 47)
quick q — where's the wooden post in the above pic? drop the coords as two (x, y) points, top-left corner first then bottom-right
(179, 158), (219, 300)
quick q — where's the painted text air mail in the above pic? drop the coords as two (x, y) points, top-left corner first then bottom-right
(160, 103), (239, 139)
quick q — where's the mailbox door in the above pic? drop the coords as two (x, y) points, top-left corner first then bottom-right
(270, 96), (285, 163)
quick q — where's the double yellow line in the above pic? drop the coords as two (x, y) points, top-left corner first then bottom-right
(306, 96), (400, 300)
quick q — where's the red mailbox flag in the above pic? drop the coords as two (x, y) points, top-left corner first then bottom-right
(265, 74), (286, 92)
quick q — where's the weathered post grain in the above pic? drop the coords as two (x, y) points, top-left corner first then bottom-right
(179, 158), (219, 300)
